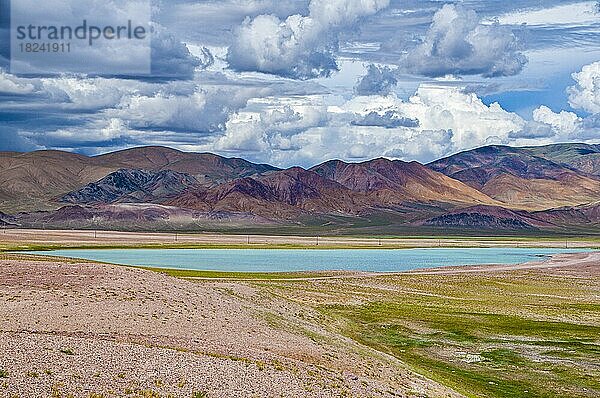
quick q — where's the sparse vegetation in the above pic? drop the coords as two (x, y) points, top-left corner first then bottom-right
(310, 271), (600, 398)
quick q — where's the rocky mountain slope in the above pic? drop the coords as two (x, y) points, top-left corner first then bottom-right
(0, 147), (277, 212)
(166, 167), (370, 219)
(421, 203), (600, 231)
(1, 144), (599, 232)
(60, 169), (200, 205)
(310, 158), (497, 206)
(428, 145), (600, 210)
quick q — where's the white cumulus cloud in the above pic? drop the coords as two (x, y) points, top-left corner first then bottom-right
(0, 70), (35, 94)
(226, 0), (389, 79)
(211, 84), (531, 167)
(400, 4), (527, 78)
(568, 61), (600, 114)
(354, 64), (397, 95)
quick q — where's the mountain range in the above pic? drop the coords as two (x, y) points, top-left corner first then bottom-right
(1, 143), (599, 234)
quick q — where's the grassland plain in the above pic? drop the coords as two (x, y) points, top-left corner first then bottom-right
(248, 253), (600, 398)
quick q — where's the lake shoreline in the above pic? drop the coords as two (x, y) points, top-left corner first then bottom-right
(16, 247), (596, 274)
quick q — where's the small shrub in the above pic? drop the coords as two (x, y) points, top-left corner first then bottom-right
(60, 348), (75, 355)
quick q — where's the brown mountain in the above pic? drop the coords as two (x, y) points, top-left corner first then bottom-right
(0, 147), (278, 212)
(421, 202), (600, 232)
(167, 167), (368, 219)
(310, 158), (497, 207)
(0, 150), (117, 212)
(167, 160), (500, 220)
(532, 202), (600, 229)
(3, 144), (600, 232)
(428, 145), (600, 210)
(94, 146), (278, 185)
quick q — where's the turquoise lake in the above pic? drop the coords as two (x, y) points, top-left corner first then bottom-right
(23, 248), (592, 273)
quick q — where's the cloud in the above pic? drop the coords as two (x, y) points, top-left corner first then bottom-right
(342, 85), (525, 151)
(0, 68), (274, 152)
(0, 70), (35, 94)
(399, 4), (527, 78)
(0, 127), (41, 152)
(495, 1), (600, 27)
(532, 105), (582, 136)
(509, 61), (600, 141)
(38, 77), (148, 110)
(508, 121), (554, 139)
(7, 0), (202, 79)
(259, 105), (328, 136)
(519, 104), (599, 141)
(151, 24), (206, 79)
(351, 110), (419, 128)
(568, 61), (600, 114)
(226, 0), (389, 79)
(210, 83), (528, 167)
(111, 86), (271, 133)
(354, 64), (397, 95)
(260, 125), (455, 167)
(10, 0), (153, 76)
(214, 104), (328, 156)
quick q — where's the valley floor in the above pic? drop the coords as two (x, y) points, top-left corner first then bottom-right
(0, 228), (599, 250)
(0, 232), (598, 397)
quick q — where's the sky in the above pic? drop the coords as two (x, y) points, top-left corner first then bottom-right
(0, 0), (599, 167)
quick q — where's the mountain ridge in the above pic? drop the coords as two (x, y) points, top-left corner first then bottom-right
(428, 144), (600, 210)
(1, 143), (599, 233)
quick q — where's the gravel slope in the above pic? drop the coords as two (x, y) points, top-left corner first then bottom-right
(0, 255), (459, 397)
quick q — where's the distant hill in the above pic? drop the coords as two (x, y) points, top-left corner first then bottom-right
(0, 150), (118, 212)
(420, 205), (553, 230)
(62, 160), (498, 219)
(167, 167), (370, 219)
(522, 143), (600, 175)
(1, 143), (599, 233)
(310, 158), (497, 206)
(94, 146), (278, 185)
(420, 203), (600, 232)
(428, 144), (600, 210)
(0, 147), (278, 212)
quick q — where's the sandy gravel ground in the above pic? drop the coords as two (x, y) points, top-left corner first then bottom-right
(405, 251), (600, 275)
(0, 254), (459, 398)
(1, 228), (597, 248)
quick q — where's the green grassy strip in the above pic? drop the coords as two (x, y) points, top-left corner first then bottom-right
(134, 266), (342, 280)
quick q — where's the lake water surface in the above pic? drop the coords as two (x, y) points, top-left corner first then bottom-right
(23, 248), (592, 273)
